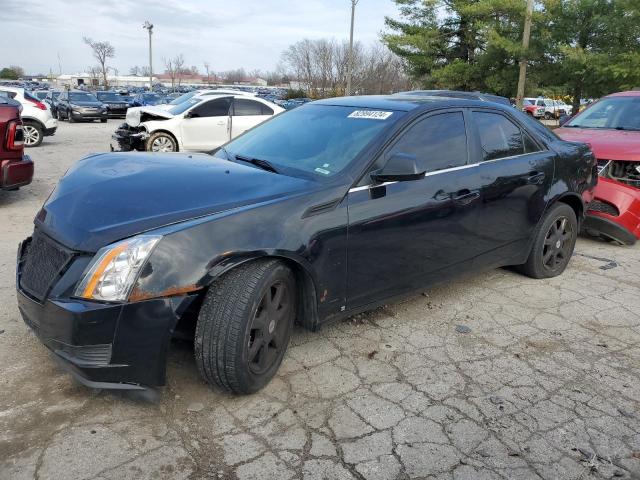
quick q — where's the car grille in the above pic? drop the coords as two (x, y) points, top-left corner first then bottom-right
(588, 199), (619, 217)
(20, 230), (74, 302)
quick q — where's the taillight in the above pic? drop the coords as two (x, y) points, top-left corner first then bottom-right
(25, 96), (47, 110)
(6, 120), (24, 150)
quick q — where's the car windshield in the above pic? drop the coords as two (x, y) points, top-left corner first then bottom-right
(97, 92), (124, 101)
(169, 91), (198, 105)
(523, 99), (534, 106)
(168, 97), (202, 115)
(69, 92), (98, 102)
(218, 104), (403, 179)
(566, 96), (640, 130)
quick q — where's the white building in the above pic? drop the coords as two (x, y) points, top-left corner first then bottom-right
(55, 73), (157, 89)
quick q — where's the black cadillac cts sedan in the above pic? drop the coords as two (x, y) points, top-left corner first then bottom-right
(17, 95), (597, 394)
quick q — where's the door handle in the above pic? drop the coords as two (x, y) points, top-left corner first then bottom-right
(452, 190), (480, 205)
(527, 171), (546, 185)
(216, 120), (226, 125)
(433, 190), (450, 202)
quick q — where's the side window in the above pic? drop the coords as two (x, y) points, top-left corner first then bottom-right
(523, 133), (541, 153)
(473, 111), (527, 161)
(233, 99), (264, 116)
(192, 97), (232, 117)
(386, 111), (468, 173)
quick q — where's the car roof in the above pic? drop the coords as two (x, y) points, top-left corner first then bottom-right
(606, 90), (640, 98)
(0, 86), (22, 93)
(312, 95), (506, 112)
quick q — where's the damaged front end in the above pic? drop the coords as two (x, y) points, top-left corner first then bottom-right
(111, 107), (174, 152)
(112, 123), (149, 151)
(584, 160), (640, 245)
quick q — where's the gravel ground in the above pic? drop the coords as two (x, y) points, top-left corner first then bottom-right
(1, 121), (639, 480)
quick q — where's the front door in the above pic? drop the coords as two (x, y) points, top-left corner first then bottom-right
(180, 97), (232, 151)
(231, 98), (274, 138)
(346, 110), (484, 308)
(469, 109), (555, 267)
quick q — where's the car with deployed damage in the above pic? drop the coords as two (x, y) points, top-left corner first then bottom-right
(17, 95), (596, 394)
(556, 91), (640, 245)
(112, 94), (283, 152)
(0, 96), (33, 190)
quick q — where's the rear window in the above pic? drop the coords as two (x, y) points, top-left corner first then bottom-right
(23, 91), (41, 102)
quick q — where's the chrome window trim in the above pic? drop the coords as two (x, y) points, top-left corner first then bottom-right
(347, 150), (543, 194)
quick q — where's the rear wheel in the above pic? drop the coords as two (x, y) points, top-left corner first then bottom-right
(22, 121), (43, 147)
(146, 132), (177, 152)
(517, 203), (578, 279)
(195, 260), (295, 394)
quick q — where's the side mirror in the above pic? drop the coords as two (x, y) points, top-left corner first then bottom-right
(371, 153), (426, 183)
(185, 111), (198, 119)
(558, 114), (571, 126)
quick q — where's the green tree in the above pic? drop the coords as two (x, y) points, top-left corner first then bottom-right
(539, 0), (640, 112)
(0, 66), (24, 80)
(382, 0), (541, 96)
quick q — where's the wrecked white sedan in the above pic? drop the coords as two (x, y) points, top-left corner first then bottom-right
(112, 94), (283, 152)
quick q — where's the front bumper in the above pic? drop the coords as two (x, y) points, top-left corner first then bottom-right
(16, 239), (198, 389)
(1, 154), (33, 189)
(111, 128), (148, 151)
(583, 177), (640, 245)
(71, 111), (108, 121)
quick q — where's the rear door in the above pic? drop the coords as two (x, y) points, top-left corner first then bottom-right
(180, 97), (233, 151)
(470, 109), (555, 267)
(231, 98), (274, 138)
(346, 109), (485, 308)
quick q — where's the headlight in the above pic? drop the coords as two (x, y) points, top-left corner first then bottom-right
(74, 235), (161, 302)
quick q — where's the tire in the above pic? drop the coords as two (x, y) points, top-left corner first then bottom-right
(68, 111), (75, 123)
(544, 112), (553, 120)
(517, 203), (578, 279)
(22, 121), (43, 147)
(146, 132), (177, 152)
(55, 109), (61, 121)
(100, 118), (107, 123)
(195, 259), (296, 394)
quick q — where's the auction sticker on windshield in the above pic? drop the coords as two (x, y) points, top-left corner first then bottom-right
(348, 110), (393, 120)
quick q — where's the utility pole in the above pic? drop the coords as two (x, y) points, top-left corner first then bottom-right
(516, 0), (534, 109)
(143, 21), (154, 91)
(346, 0), (359, 96)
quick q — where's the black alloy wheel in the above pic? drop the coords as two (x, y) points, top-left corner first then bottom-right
(542, 216), (573, 274)
(195, 259), (296, 394)
(247, 280), (292, 376)
(516, 203), (578, 279)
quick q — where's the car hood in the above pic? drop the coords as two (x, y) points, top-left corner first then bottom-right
(556, 127), (640, 162)
(37, 152), (314, 251)
(126, 106), (173, 126)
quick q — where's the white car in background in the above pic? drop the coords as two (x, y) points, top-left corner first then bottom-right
(525, 97), (571, 120)
(0, 86), (58, 147)
(113, 94), (284, 153)
(157, 89), (255, 111)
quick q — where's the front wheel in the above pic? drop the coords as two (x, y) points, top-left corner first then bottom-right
(517, 203), (578, 279)
(22, 121), (43, 147)
(195, 260), (296, 394)
(68, 111), (76, 123)
(146, 132), (177, 152)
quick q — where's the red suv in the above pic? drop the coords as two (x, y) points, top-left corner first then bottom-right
(556, 91), (640, 245)
(0, 96), (33, 190)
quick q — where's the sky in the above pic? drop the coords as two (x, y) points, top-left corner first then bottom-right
(2, 0), (400, 76)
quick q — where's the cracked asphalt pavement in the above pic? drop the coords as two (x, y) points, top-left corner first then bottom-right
(1, 122), (639, 480)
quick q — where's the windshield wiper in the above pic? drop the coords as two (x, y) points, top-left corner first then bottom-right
(234, 154), (279, 174)
(615, 126), (640, 131)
